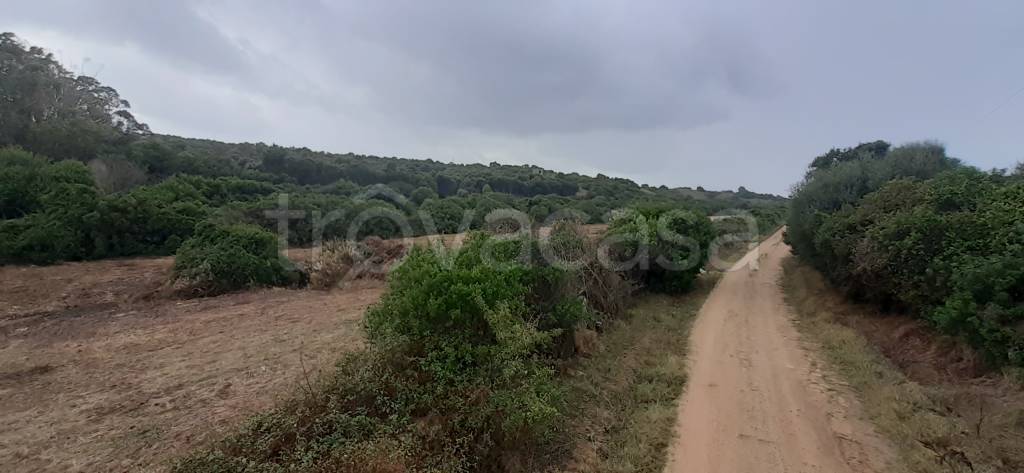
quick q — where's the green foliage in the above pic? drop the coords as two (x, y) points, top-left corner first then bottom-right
(172, 221), (291, 296)
(786, 141), (958, 260)
(409, 186), (438, 205)
(367, 232), (583, 346)
(789, 141), (1024, 368)
(177, 232), (583, 472)
(418, 197), (466, 234)
(607, 206), (715, 293)
(808, 140), (890, 172)
(0, 147), (99, 263)
(1, 33), (148, 161)
(1, 33), (787, 268)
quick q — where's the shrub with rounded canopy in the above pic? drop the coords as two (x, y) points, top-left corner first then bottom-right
(172, 221), (290, 296)
(606, 205), (714, 294)
(0, 147), (100, 264)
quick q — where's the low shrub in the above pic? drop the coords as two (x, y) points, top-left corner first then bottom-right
(172, 221), (292, 296)
(308, 240), (356, 289)
(176, 232), (576, 472)
(606, 206), (714, 294)
(174, 210), (707, 472)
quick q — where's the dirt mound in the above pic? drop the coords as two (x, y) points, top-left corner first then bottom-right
(353, 236), (408, 280)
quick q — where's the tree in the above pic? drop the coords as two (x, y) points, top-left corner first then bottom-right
(410, 186), (438, 205)
(808, 140), (890, 172)
(436, 174), (458, 197)
(0, 33), (149, 161)
(419, 198), (465, 234)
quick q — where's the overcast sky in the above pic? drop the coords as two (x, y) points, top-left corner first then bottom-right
(5, 1), (1022, 194)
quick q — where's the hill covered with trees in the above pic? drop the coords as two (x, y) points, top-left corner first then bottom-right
(0, 32), (784, 265)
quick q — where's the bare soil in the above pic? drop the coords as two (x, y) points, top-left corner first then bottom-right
(663, 229), (896, 473)
(0, 255), (384, 472)
(0, 225), (607, 472)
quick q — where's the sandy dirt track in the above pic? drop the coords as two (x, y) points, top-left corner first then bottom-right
(664, 230), (894, 473)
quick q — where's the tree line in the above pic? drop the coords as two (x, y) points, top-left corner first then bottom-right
(1, 32), (785, 266)
(787, 140), (1024, 368)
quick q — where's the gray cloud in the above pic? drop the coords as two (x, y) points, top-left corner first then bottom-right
(7, 0), (248, 75)
(4, 0), (1023, 195)
(309, 1), (780, 134)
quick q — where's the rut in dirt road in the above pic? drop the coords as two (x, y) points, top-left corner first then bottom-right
(664, 230), (894, 473)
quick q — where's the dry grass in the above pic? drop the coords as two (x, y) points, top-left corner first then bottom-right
(308, 240), (356, 289)
(554, 275), (717, 473)
(782, 257), (1024, 473)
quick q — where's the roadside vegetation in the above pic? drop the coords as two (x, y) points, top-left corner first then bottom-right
(556, 286), (714, 473)
(173, 212), (717, 472)
(786, 140), (1024, 369)
(784, 257), (1024, 473)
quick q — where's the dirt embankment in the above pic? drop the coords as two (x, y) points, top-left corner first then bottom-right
(784, 257), (1024, 472)
(663, 230), (895, 473)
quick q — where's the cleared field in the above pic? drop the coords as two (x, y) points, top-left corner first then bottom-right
(0, 225), (607, 472)
(0, 254), (383, 472)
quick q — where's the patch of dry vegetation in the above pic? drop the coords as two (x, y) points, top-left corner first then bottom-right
(554, 277), (716, 473)
(783, 257), (1024, 473)
(308, 240), (356, 289)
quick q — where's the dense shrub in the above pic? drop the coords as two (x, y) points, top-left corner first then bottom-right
(606, 206), (714, 293)
(365, 235), (568, 462)
(367, 232), (584, 344)
(177, 232), (583, 471)
(173, 207), (715, 471)
(172, 221), (292, 296)
(418, 197), (466, 234)
(786, 141), (957, 261)
(0, 147), (100, 264)
(788, 141), (1024, 368)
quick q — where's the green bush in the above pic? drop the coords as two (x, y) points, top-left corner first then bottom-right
(172, 221), (291, 296)
(786, 141), (957, 262)
(606, 206), (714, 293)
(177, 232), (576, 472)
(789, 141), (1024, 368)
(0, 147), (100, 264)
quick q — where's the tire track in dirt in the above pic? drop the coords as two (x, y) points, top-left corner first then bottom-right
(663, 229), (894, 473)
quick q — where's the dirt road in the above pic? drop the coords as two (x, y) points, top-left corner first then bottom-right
(664, 230), (894, 473)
